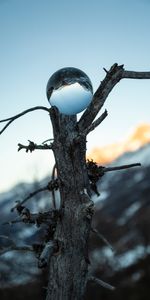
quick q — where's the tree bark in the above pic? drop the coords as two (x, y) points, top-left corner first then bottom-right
(46, 108), (93, 300)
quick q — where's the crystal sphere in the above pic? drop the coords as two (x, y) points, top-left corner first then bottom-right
(46, 67), (93, 115)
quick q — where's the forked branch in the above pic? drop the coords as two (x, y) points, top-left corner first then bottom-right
(0, 106), (50, 135)
(78, 64), (150, 132)
(78, 63), (124, 131)
(18, 140), (53, 152)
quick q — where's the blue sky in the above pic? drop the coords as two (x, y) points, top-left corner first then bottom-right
(0, 0), (150, 192)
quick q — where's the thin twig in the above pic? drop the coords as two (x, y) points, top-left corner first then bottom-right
(104, 163), (141, 172)
(0, 106), (50, 123)
(89, 276), (115, 291)
(0, 245), (33, 255)
(85, 110), (108, 135)
(42, 138), (54, 144)
(103, 68), (109, 74)
(11, 186), (48, 212)
(18, 140), (52, 152)
(91, 228), (114, 252)
(3, 209), (59, 226)
(0, 106), (50, 135)
(11, 179), (59, 212)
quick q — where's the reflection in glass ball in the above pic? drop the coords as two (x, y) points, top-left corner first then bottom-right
(46, 67), (93, 115)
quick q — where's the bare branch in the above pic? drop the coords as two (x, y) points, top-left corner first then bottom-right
(85, 110), (108, 135)
(42, 138), (54, 144)
(91, 228), (114, 252)
(89, 276), (115, 291)
(104, 163), (141, 172)
(0, 106), (50, 135)
(103, 67), (109, 74)
(11, 179), (59, 212)
(74, 110), (108, 143)
(78, 64), (150, 132)
(123, 70), (150, 79)
(78, 63), (124, 131)
(87, 160), (141, 196)
(18, 140), (53, 152)
(0, 106), (50, 123)
(3, 209), (59, 227)
(11, 187), (48, 212)
(0, 245), (33, 255)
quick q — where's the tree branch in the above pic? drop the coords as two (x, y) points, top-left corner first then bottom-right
(104, 163), (141, 172)
(11, 179), (59, 212)
(85, 109), (108, 135)
(18, 140), (53, 152)
(3, 209), (59, 226)
(91, 228), (114, 252)
(42, 138), (54, 144)
(78, 63), (124, 131)
(0, 106), (50, 135)
(87, 160), (141, 196)
(11, 187), (48, 212)
(123, 70), (150, 79)
(78, 64), (150, 132)
(0, 245), (33, 255)
(89, 276), (115, 291)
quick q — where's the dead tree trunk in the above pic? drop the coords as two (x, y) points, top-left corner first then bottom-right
(45, 63), (150, 299)
(46, 109), (93, 300)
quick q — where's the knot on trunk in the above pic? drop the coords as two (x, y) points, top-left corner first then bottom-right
(82, 200), (94, 220)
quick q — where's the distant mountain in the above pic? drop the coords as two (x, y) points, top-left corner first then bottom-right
(87, 142), (150, 299)
(88, 123), (150, 164)
(0, 177), (51, 288)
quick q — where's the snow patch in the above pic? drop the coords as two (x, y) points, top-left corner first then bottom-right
(93, 191), (109, 204)
(115, 245), (150, 270)
(117, 202), (142, 225)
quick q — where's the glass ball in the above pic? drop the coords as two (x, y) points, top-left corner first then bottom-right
(46, 67), (93, 115)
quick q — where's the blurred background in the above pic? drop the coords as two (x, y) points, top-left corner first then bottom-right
(0, 0), (150, 299)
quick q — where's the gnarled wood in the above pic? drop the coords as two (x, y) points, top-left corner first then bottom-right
(46, 108), (93, 300)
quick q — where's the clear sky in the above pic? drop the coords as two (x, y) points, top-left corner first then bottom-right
(0, 0), (150, 192)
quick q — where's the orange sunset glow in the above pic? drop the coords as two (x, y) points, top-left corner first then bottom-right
(87, 124), (150, 165)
